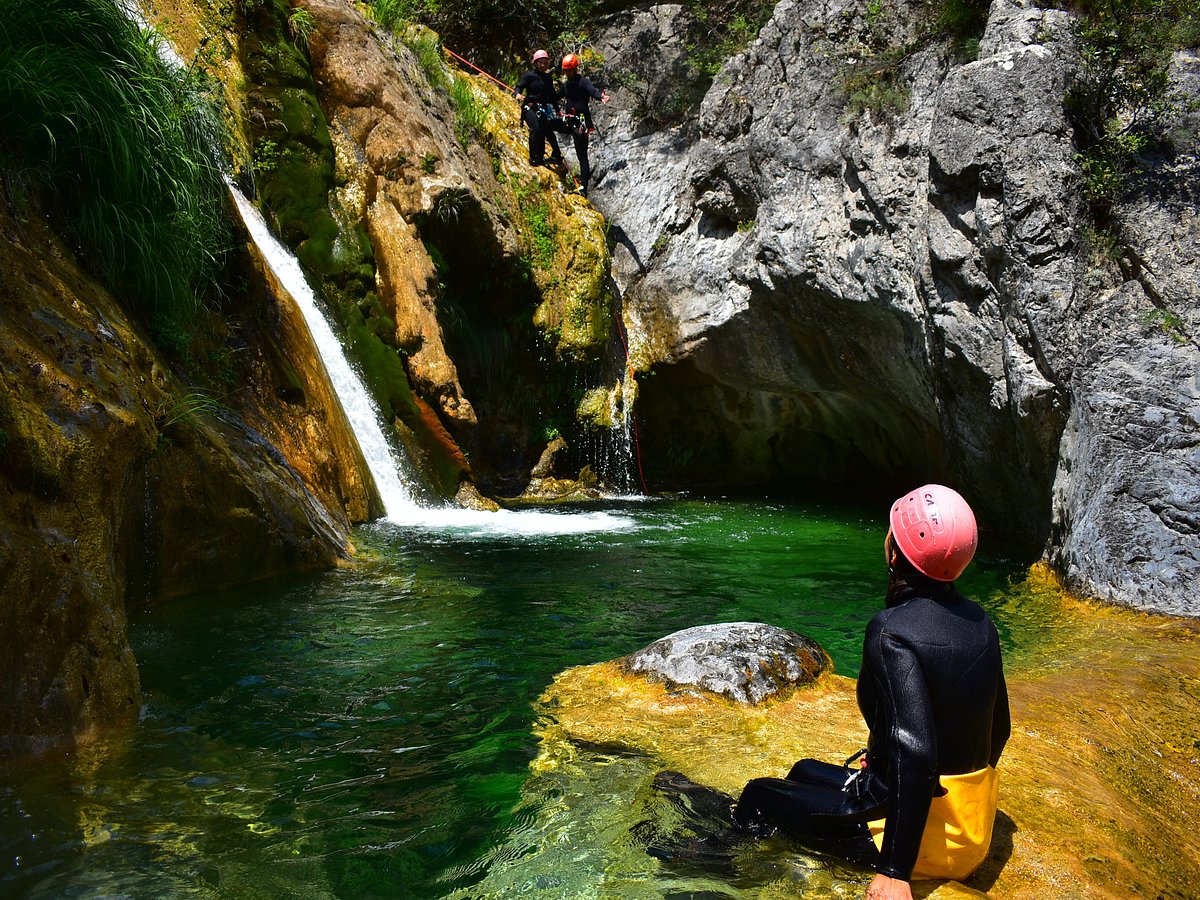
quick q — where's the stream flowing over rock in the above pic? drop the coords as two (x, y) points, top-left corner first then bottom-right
(588, 0), (1200, 616)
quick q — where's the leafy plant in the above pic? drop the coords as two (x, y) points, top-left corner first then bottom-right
(420, 152), (438, 174)
(368, 0), (598, 64)
(449, 74), (492, 150)
(405, 28), (449, 90)
(253, 137), (282, 175)
(432, 188), (468, 224)
(841, 54), (911, 123)
(1142, 307), (1189, 344)
(1067, 0), (1199, 228)
(937, 0), (989, 56)
(0, 0), (232, 354)
(684, 0), (775, 78)
(288, 6), (316, 49)
(511, 173), (557, 272)
(156, 389), (223, 430)
(367, 0), (412, 32)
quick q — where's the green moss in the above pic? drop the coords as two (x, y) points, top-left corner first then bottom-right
(576, 386), (613, 428)
(346, 320), (419, 424)
(237, 0), (464, 499)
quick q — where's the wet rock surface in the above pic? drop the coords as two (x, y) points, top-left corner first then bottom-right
(465, 574), (1200, 897)
(0, 212), (351, 756)
(619, 622), (832, 703)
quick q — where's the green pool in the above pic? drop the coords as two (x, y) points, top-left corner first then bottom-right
(0, 497), (1052, 897)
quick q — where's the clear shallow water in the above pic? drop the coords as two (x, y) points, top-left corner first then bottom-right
(0, 497), (1050, 898)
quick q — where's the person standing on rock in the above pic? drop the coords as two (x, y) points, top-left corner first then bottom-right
(731, 484), (1011, 900)
(514, 49), (564, 168)
(559, 53), (608, 197)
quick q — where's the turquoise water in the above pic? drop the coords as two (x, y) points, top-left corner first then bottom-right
(0, 498), (1042, 898)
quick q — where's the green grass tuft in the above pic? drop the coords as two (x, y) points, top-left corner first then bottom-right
(0, 0), (232, 353)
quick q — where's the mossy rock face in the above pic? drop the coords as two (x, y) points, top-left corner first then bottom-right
(233, 0), (471, 500)
(472, 75), (614, 362)
(0, 209), (349, 757)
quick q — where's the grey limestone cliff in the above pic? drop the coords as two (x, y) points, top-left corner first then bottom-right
(588, 0), (1200, 614)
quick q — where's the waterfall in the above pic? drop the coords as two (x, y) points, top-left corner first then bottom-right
(117, 1), (420, 520)
(128, 0), (636, 534)
(228, 189), (421, 520)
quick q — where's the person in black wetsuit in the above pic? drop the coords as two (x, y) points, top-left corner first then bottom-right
(732, 484), (1010, 900)
(559, 53), (609, 196)
(514, 49), (564, 167)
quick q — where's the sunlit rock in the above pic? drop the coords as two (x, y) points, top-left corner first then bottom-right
(620, 622), (831, 704)
(589, 0), (1200, 615)
(461, 569), (1200, 897)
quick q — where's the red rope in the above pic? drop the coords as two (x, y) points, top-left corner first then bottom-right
(442, 46), (514, 93)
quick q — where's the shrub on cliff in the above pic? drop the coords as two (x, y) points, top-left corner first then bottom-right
(1068, 0), (1200, 226)
(0, 0), (231, 353)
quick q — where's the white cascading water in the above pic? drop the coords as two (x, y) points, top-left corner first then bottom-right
(232, 189), (635, 534)
(228, 189), (421, 519)
(131, 1), (634, 533)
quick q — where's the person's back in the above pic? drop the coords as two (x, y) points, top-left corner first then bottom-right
(859, 584), (1008, 784)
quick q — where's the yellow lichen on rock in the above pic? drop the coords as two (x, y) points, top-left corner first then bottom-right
(535, 661), (865, 798)
(525, 571), (1200, 898)
(470, 71), (613, 360)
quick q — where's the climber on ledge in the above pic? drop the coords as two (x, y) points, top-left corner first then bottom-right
(559, 52), (609, 197)
(514, 49), (565, 168)
(733, 483), (1011, 900)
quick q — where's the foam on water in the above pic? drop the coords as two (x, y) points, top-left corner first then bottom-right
(378, 507), (638, 537)
(229, 187), (638, 536)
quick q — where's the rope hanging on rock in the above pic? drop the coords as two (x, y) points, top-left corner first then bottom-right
(442, 46), (513, 93)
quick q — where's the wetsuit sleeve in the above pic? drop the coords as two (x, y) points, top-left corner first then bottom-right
(864, 622), (939, 880)
(582, 75), (603, 101)
(989, 663), (1011, 767)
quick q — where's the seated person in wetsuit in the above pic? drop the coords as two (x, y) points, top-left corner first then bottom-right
(733, 484), (1011, 900)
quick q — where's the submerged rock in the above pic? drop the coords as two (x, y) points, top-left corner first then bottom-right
(619, 622), (832, 704)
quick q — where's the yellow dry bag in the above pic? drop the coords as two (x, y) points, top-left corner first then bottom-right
(867, 766), (999, 880)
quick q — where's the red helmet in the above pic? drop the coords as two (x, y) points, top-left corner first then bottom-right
(888, 484), (978, 581)
(532, 49), (550, 63)
(562, 53), (580, 71)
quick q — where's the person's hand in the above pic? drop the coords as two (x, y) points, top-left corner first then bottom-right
(601, 90), (610, 103)
(864, 873), (913, 900)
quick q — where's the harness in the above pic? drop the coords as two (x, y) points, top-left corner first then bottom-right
(523, 101), (564, 126)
